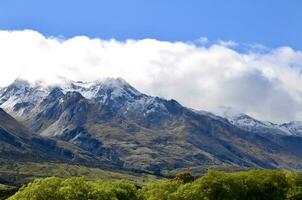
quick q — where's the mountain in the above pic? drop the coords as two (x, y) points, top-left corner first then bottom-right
(0, 79), (48, 119)
(0, 107), (72, 160)
(1, 78), (302, 173)
(0, 107), (122, 169)
(219, 107), (302, 137)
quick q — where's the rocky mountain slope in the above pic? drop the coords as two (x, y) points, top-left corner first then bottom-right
(218, 107), (302, 137)
(0, 78), (302, 173)
(0, 107), (121, 169)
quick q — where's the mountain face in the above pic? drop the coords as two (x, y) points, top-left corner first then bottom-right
(0, 79), (48, 118)
(0, 107), (74, 160)
(0, 107), (122, 169)
(1, 78), (302, 173)
(219, 107), (302, 137)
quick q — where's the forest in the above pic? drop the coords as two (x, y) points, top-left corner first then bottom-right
(4, 169), (302, 200)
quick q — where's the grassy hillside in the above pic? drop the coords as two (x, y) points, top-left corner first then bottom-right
(0, 159), (157, 187)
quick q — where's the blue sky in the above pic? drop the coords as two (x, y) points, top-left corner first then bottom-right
(0, 0), (301, 49)
(0, 1), (302, 122)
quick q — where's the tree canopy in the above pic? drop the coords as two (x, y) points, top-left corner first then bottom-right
(8, 170), (302, 200)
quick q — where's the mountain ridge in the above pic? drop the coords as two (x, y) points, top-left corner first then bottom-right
(0, 78), (302, 173)
(2, 78), (302, 135)
(218, 106), (302, 137)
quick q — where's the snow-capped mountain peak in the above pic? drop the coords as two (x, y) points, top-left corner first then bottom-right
(0, 78), (49, 116)
(0, 77), (156, 121)
(56, 77), (143, 101)
(1, 78), (302, 138)
(279, 121), (302, 136)
(216, 106), (278, 132)
(215, 106), (302, 136)
(10, 78), (31, 89)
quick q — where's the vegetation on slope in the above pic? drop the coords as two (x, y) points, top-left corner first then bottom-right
(7, 169), (302, 200)
(0, 184), (17, 200)
(0, 159), (157, 186)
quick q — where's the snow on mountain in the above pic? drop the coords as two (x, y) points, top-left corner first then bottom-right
(0, 78), (169, 121)
(58, 77), (144, 100)
(0, 77), (144, 103)
(218, 107), (276, 129)
(216, 106), (302, 136)
(55, 77), (161, 117)
(0, 79), (49, 117)
(279, 121), (302, 137)
(2, 78), (302, 137)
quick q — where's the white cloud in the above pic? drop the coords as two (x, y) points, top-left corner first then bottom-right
(217, 40), (238, 47)
(0, 29), (302, 123)
(196, 36), (209, 45)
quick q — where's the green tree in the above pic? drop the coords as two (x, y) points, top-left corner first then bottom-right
(139, 180), (182, 200)
(9, 177), (138, 200)
(174, 172), (194, 183)
(243, 170), (288, 200)
(173, 171), (247, 200)
(286, 172), (302, 200)
(58, 177), (93, 200)
(8, 177), (63, 200)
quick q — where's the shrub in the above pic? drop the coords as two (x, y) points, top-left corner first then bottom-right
(9, 177), (63, 200)
(174, 172), (194, 183)
(9, 177), (138, 200)
(139, 180), (182, 200)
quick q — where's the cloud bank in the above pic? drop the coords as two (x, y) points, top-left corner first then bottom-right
(0, 30), (302, 123)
